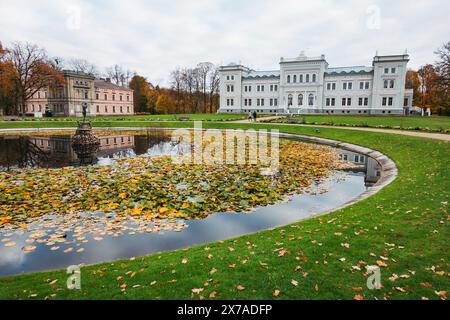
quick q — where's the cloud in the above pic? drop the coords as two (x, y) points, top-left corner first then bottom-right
(0, 0), (448, 86)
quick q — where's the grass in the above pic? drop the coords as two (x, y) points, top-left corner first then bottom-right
(268, 115), (450, 133)
(0, 122), (449, 300)
(0, 113), (247, 123)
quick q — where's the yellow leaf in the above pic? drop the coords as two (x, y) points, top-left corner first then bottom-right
(159, 207), (169, 214)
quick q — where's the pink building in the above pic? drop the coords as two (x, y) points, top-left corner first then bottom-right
(94, 80), (133, 116)
(26, 71), (134, 117)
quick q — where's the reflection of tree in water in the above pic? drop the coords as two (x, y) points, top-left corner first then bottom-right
(0, 137), (51, 170)
(134, 130), (172, 155)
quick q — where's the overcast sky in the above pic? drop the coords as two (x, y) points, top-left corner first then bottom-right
(0, 0), (449, 86)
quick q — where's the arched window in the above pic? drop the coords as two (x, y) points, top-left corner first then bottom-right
(299, 74), (303, 83)
(293, 75), (297, 83)
(306, 74), (310, 83)
(288, 94), (293, 106)
(312, 74), (317, 82)
(287, 75), (291, 83)
(298, 94), (303, 106)
(308, 94), (314, 106)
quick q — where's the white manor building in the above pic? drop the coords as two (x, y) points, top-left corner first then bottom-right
(218, 52), (414, 115)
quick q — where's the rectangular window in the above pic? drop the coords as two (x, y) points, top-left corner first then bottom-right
(299, 75), (303, 83)
(269, 98), (273, 106)
(261, 99), (264, 106)
(112, 94), (116, 101)
(347, 98), (351, 106)
(331, 98), (335, 106)
(96, 93), (99, 100)
(384, 68), (389, 74)
(364, 97), (369, 106)
(105, 106), (108, 113)
(257, 99), (260, 107)
(326, 98), (330, 106)
(84, 91), (88, 99)
(274, 85), (277, 91)
(391, 67), (396, 74)
(342, 98), (346, 106)
(359, 97), (363, 106)
(348, 82), (352, 90)
(388, 97), (393, 106)
(343, 83), (347, 90)
(327, 83), (331, 90)
(382, 97), (387, 106)
(96, 105), (99, 112)
(365, 82), (370, 90)
(104, 94), (108, 100)
(389, 80), (394, 89)
(274, 99), (277, 106)
(248, 99), (252, 106)
(360, 82), (364, 90)
(384, 80), (389, 89)
(261, 85), (264, 92)
(404, 98), (408, 107)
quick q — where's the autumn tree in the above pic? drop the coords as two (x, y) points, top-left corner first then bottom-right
(106, 64), (133, 87)
(67, 58), (98, 75)
(0, 42), (19, 115)
(5, 42), (64, 116)
(129, 74), (152, 113)
(155, 94), (175, 114)
(406, 70), (421, 106)
(435, 41), (450, 85)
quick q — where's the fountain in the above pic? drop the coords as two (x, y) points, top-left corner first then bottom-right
(72, 103), (100, 165)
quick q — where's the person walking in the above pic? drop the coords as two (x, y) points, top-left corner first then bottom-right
(252, 111), (257, 122)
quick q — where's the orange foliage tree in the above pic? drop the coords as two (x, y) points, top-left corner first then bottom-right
(5, 42), (65, 116)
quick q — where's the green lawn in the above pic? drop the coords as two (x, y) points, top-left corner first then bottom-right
(267, 115), (450, 133)
(0, 122), (449, 300)
(0, 113), (247, 123)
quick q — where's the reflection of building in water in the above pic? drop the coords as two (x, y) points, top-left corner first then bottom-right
(338, 150), (381, 187)
(28, 135), (135, 166)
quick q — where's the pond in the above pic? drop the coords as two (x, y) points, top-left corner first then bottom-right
(0, 130), (381, 276)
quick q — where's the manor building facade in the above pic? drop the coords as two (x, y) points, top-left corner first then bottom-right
(219, 52), (413, 115)
(26, 70), (134, 117)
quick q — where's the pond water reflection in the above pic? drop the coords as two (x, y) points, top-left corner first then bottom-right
(0, 131), (381, 276)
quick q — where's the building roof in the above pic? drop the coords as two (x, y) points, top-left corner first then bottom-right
(94, 79), (132, 91)
(243, 70), (280, 79)
(325, 66), (374, 75)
